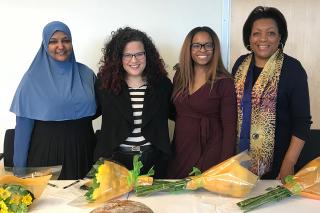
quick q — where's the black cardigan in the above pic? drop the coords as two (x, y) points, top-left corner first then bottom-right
(93, 76), (173, 162)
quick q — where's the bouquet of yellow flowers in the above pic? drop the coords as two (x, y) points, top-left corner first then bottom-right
(84, 155), (153, 204)
(0, 165), (58, 213)
(0, 184), (33, 213)
(237, 156), (320, 212)
(135, 151), (258, 197)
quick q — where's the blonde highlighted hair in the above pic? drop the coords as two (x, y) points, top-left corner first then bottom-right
(172, 26), (231, 100)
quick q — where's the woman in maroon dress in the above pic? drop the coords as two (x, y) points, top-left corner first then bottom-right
(167, 26), (237, 178)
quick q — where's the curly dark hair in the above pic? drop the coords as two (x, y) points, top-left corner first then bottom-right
(243, 6), (288, 51)
(98, 27), (167, 94)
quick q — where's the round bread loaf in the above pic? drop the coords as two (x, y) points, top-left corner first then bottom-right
(90, 200), (153, 213)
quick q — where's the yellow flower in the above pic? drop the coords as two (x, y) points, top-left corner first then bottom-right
(96, 164), (109, 184)
(0, 200), (8, 213)
(0, 188), (11, 200)
(21, 194), (33, 206)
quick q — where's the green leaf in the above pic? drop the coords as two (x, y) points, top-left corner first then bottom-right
(189, 167), (201, 176)
(146, 166), (155, 176)
(127, 155), (143, 187)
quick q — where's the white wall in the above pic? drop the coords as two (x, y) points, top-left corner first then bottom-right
(0, 0), (227, 152)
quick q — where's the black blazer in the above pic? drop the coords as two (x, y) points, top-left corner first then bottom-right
(94, 76), (173, 162)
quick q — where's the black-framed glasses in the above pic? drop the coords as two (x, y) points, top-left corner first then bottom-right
(122, 51), (146, 61)
(191, 43), (214, 51)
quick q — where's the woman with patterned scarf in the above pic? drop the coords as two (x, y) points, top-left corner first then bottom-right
(232, 6), (312, 182)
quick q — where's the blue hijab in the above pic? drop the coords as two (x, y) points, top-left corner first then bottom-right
(10, 21), (96, 121)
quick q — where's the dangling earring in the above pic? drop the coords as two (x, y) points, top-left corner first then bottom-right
(246, 45), (252, 52)
(279, 42), (284, 49)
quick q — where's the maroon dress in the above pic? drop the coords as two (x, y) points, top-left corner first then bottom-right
(167, 78), (237, 178)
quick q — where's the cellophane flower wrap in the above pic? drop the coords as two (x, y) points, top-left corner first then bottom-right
(287, 156), (320, 199)
(237, 156), (320, 212)
(84, 155), (153, 205)
(0, 165), (56, 212)
(186, 151), (258, 197)
(135, 151), (259, 197)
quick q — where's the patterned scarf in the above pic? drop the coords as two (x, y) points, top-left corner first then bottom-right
(234, 49), (283, 176)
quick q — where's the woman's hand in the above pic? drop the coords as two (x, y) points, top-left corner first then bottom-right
(277, 160), (295, 183)
(277, 136), (305, 184)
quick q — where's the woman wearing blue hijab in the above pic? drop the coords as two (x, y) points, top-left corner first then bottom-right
(10, 21), (97, 179)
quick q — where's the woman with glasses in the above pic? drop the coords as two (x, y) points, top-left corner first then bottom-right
(167, 26), (237, 179)
(94, 27), (173, 178)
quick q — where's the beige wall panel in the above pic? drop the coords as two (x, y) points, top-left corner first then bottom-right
(231, 0), (320, 128)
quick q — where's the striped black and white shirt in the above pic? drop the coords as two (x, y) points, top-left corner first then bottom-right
(120, 85), (151, 147)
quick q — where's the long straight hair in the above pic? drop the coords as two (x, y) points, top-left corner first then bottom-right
(172, 26), (231, 100)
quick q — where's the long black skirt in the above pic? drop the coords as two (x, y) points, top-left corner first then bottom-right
(27, 117), (95, 180)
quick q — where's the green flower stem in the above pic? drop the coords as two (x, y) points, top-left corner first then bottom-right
(237, 186), (292, 212)
(135, 179), (187, 196)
